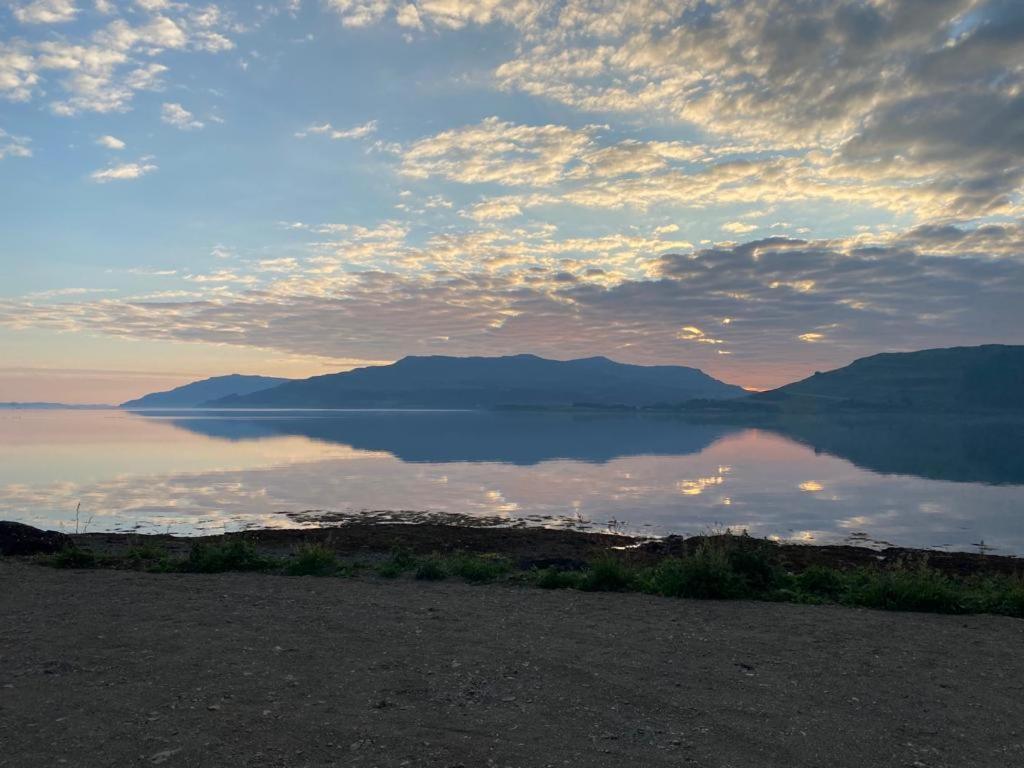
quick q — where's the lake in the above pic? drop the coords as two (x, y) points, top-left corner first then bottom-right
(1, 409), (1022, 554)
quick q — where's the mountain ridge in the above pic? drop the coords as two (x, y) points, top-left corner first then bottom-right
(203, 354), (746, 409)
(121, 374), (291, 409)
(751, 344), (1024, 413)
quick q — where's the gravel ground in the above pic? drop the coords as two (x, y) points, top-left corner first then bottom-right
(1, 559), (1022, 768)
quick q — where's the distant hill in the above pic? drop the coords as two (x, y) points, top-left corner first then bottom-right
(203, 354), (746, 409)
(752, 345), (1024, 413)
(0, 403), (114, 410)
(121, 375), (290, 409)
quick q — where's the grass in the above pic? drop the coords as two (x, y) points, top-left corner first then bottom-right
(445, 553), (511, 583)
(376, 548), (418, 578)
(285, 544), (341, 577)
(36, 536), (1024, 619)
(182, 540), (277, 574)
(48, 546), (100, 569)
(414, 556), (448, 581)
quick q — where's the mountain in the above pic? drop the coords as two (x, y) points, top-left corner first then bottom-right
(203, 354), (746, 409)
(752, 345), (1024, 413)
(120, 374), (291, 409)
(0, 403), (114, 410)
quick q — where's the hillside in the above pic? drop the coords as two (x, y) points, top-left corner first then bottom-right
(204, 354), (746, 409)
(753, 345), (1024, 413)
(120, 374), (290, 409)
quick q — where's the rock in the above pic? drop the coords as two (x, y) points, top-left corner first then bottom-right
(0, 522), (71, 556)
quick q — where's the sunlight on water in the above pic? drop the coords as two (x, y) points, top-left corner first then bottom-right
(1, 409), (1021, 554)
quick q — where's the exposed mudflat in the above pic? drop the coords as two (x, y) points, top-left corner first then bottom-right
(1, 558), (1022, 768)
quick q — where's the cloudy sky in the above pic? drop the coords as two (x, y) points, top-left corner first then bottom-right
(1, 0), (1022, 401)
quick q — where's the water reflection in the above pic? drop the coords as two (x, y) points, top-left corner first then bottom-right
(0, 410), (1021, 554)
(155, 410), (740, 464)
(770, 416), (1024, 486)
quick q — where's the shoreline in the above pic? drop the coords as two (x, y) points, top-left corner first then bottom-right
(4, 520), (1022, 620)
(4, 519), (1022, 577)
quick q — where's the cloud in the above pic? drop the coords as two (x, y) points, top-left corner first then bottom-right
(96, 134), (125, 150)
(295, 119), (377, 140)
(12, 0), (79, 24)
(722, 222), (758, 235)
(1, 7), (236, 114)
(161, 102), (204, 130)
(401, 117), (596, 186)
(324, 0), (390, 28)
(395, 3), (421, 29)
(397, 119), (989, 221)
(319, 1), (1022, 222)
(0, 128), (32, 160)
(5, 221), (1023, 389)
(90, 158), (157, 182)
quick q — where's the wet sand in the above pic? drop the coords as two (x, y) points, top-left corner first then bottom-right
(1, 558), (1022, 767)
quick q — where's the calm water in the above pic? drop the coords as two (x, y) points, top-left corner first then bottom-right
(1, 409), (1022, 554)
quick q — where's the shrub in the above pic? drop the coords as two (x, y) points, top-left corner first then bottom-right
(447, 553), (511, 583)
(848, 566), (962, 614)
(727, 546), (786, 593)
(578, 556), (634, 592)
(182, 540), (276, 573)
(796, 565), (847, 599)
(995, 581), (1024, 618)
(125, 542), (169, 563)
(48, 547), (98, 569)
(645, 545), (746, 599)
(376, 548), (417, 578)
(533, 567), (582, 590)
(286, 544), (339, 576)
(415, 557), (448, 581)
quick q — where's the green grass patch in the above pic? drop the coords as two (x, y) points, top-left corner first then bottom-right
(31, 532), (1024, 620)
(181, 540), (277, 573)
(125, 542), (170, 563)
(446, 553), (511, 583)
(844, 565), (963, 613)
(376, 548), (418, 578)
(533, 567), (583, 590)
(578, 556), (635, 592)
(285, 544), (340, 577)
(414, 556), (448, 581)
(796, 565), (847, 599)
(47, 547), (100, 569)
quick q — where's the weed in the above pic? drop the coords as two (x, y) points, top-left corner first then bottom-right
(182, 540), (276, 573)
(447, 553), (511, 583)
(414, 556), (448, 581)
(578, 556), (634, 592)
(796, 565), (847, 599)
(643, 545), (746, 599)
(533, 567), (582, 590)
(286, 544), (339, 576)
(125, 542), (169, 562)
(846, 565), (962, 613)
(376, 548), (417, 578)
(727, 545), (787, 592)
(47, 547), (99, 569)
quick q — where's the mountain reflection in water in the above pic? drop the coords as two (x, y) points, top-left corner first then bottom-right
(1, 410), (1021, 554)
(157, 410), (1024, 486)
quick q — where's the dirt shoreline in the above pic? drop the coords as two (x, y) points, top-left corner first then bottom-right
(62, 522), (1024, 578)
(2, 558), (1023, 767)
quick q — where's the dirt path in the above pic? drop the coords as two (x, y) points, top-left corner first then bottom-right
(1, 560), (1022, 768)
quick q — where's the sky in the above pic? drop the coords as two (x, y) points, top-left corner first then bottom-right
(1, 0), (1022, 402)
